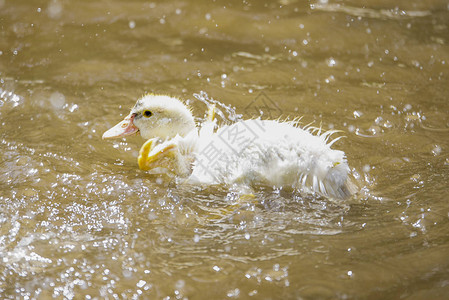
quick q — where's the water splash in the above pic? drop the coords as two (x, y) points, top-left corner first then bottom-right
(193, 91), (243, 125)
(0, 87), (23, 109)
(310, 3), (431, 19)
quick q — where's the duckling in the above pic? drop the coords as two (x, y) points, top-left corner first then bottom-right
(103, 94), (355, 199)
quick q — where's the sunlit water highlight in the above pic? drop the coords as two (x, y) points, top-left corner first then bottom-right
(1, 0), (449, 299)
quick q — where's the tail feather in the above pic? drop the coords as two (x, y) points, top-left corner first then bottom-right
(322, 163), (355, 199)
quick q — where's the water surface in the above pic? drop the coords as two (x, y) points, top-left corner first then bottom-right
(1, 0), (449, 299)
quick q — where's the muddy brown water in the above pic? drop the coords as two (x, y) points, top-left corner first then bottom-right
(1, 0), (449, 299)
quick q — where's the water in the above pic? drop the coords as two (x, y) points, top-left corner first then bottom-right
(1, 0), (449, 299)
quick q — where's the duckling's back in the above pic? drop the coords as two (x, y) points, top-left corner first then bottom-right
(190, 119), (355, 199)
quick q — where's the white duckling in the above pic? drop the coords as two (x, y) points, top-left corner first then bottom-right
(103, 94), (355, 199)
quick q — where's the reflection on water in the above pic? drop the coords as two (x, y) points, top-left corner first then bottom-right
(1, 0), (449, 299)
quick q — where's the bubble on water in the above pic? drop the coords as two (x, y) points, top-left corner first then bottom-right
(175, 8), (182, 15)
(431, 145), (442, 156)
(324, 75), (335, 83)
(362, 165), (370, 173)
(410, 174), (420, 182)
(68, 103), (78, 112)
(327, 57), (336, 67)
(136, 280), (146, 288)
(49, 91), (65, 109)
(193, 234), (200, 243)
(28, 168), (38, 176)
(129, 20), (136, 29)
(213, 265), (221, 272)
(369, 125), (381, 135)
(205, 13), (211, 20)
(353, 110), (363, 118)
(412, 219), (426, 233)
(227, 288), (240, 297)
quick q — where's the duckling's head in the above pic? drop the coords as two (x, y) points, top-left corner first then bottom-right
(103, 94), (195, 140)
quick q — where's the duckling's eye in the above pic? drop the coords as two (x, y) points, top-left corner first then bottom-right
(143, 110), (152, 117)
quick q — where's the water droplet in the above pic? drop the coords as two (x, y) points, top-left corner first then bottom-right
(136, 280), (146, 288)
(431, 145), (442, 156)
(327, 57), (336, 67)
(353, 110), (363, 118)
(227, 288), (240, 297)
